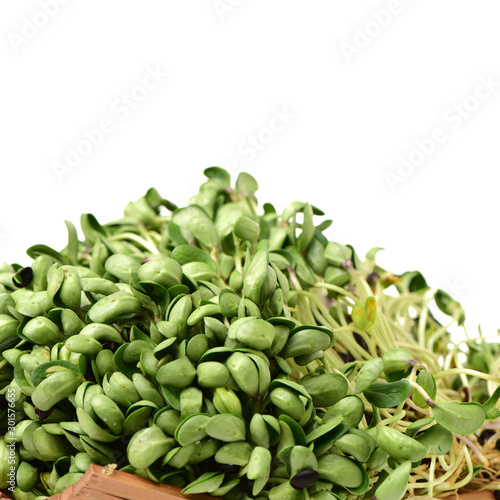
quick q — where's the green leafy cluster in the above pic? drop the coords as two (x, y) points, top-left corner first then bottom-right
(0, 167), (499, 500)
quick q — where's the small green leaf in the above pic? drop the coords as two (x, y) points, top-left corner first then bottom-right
(396, 271), (427, 293)
(298, 372), (348, 407)
(324, 242), (352, 267)
(279, 415), (307, 446)
(405, 417), (435, 437)
(205, 414), (246, 442)
(233, 216), (260, 243)
(383, 348), (414, 375)
(354, 358), (383, 394)
(373, 460), (411, 500)
(316, 219), (333, 232)
(306, 415), (342, 443)
(365, 297), (376, 325)
(182, 472), (224, 494)
(363, 380), (411, 408)
(351, 306), (369, 330)
(432, 402), (486, 435)
(235, 172), (258, 196)
(297, 203), (315, 252)
(145, 187), (177, 212)
(171, 245), (218, 271)
(482, 386), (500, 419)
(242, 249), (269, 304)
(175, 414), (210, 446)
(204, 167), (231, 187)
(64, 220), (79, 266)
(26, 245), (66, 264)
(413, 370), (437, 409)
(32, 361), (82, 386)
(172, 206), (218, 250)
(80, 213), (106, 245)
(435, 289), (465, 325)
(365, 247), (384, 260)
(219, 289), (240, 317)
(415, 424), (453, 455)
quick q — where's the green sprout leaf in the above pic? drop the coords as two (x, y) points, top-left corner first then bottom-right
(363, 380), (411, 408)
(432, 402), (486, 435)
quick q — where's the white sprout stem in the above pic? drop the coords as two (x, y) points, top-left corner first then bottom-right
(420, 446), (464, 489)
(108, 233), (158, 254)
(376, 410), (407, 427)
(481, 421), (500, 429)
(408, 381), (437, 407)
(434, 368), (500, 384)
(450, 444), (474, 491)
(453, 433), (488, 464)
(438, 453), (453, 472)
(428, 454), (436, 498)
(314, 282), (357, 301)
(417, 292), (430, 348)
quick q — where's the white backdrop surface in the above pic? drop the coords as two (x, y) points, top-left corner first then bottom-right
(1, 1), (499, 338)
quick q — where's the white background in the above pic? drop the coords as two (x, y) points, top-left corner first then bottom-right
(1, 1), (499, 339)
